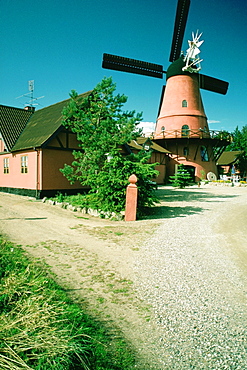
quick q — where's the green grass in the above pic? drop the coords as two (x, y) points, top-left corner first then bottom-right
(0, 237), (136, 369)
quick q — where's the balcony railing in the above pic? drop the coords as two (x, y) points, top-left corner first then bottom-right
(153, 129), (232, 141)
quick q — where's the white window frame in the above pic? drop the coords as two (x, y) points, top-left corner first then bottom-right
(21, 155), (28, 173)
(3, 157), (9, 174)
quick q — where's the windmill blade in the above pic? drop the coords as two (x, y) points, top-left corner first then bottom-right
(169, 0), (191, 62)
(199, 74), (229, 95)
(102, 53), (164, 79)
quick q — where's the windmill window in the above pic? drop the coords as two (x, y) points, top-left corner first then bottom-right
(182, 100), (188, 107)
(181, 125), (190, 137)
(200, 146), (209, 162)
(3, 157), (9, 174)
(161, 126), (165, 132)
(21, 155), (28, 173)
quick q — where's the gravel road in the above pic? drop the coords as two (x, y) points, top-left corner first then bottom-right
(134, 185), (247, 369)
(0, 185), (246, 369)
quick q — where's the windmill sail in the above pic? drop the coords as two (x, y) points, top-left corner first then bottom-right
(199, 74), (229, 95)
(169, 0), (191, 62)
(102, 0), (229, 95)
(102, 54), (164, 79)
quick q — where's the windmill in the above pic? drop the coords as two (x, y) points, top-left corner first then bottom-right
(102, 0), (231, 182)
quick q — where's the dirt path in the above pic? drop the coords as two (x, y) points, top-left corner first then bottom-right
(0, 191), (161, 367)
(0, 186), (247, 368)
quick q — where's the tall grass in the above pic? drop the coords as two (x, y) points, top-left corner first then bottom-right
(0, 238), (135, 369)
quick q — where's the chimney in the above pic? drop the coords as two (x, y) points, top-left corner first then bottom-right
(24, 106), (35, 112)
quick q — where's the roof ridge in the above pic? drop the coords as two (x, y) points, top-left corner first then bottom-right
(12, 90), (92, 152)
(34, 90), (93, 113)
(0, 104), (33, 111)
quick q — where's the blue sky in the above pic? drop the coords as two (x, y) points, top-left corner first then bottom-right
(0, 0), (246, 133)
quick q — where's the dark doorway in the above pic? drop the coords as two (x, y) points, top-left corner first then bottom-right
(184, 165), (195, 182)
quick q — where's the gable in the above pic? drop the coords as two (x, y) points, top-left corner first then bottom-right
(0, 105), (33, 151)
(12, 91), (91, 152)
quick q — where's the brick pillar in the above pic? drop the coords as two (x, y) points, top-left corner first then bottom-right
(125, 174), (138, 222)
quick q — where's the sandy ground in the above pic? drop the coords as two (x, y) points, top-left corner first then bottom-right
(0, 185), (246, 368)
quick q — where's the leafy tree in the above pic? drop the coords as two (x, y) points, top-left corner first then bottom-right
(61, 77), (159, 215)
(235, 152), (247, 177)
(227, 125), (247, 152)
(226, 125), (247, 176)
(169, 164), (192, 188)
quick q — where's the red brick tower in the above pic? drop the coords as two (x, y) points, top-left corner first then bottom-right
(155, 56), (219, 182)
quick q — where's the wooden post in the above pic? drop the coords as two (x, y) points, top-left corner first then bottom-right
(125, 174), (138, 222)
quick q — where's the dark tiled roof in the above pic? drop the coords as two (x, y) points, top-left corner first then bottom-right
(12, 91), (91, 152)
(216, 151), (243, 165)
(0, 105), (33, 151)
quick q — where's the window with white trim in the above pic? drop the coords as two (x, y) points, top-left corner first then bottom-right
(3, 157), (9, 174)
(182, 100), (188, 107)
(21, 155), (28, 173)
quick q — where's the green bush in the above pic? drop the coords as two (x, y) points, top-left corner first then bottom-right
(86, 151), (159, 216)
(169, 164), (192, 188)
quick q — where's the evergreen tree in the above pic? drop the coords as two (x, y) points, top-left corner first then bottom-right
(60, 77), (159, 215)
(169, 164), (192, 188)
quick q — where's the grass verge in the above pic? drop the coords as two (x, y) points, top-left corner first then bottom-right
(0, 237), (136, 369)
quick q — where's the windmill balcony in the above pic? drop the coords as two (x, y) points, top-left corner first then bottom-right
(155, 129), (232, 142)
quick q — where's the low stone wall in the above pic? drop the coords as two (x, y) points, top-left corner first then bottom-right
(42, 198), (124, 220)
